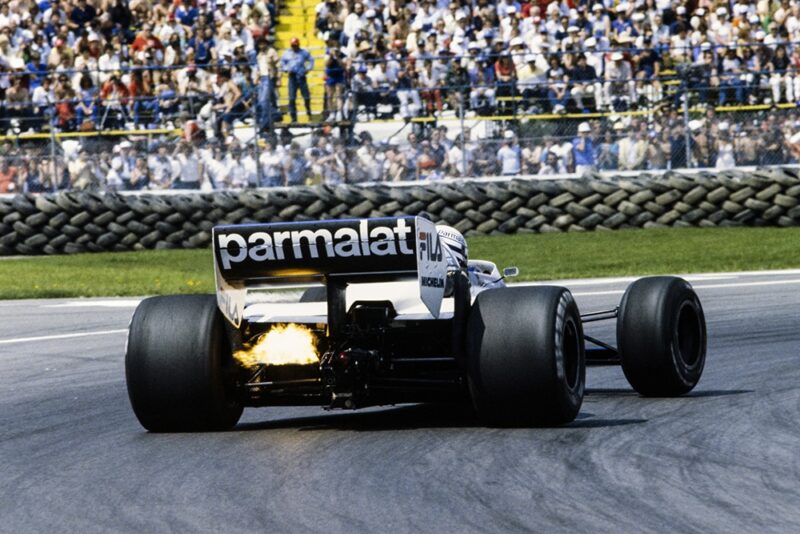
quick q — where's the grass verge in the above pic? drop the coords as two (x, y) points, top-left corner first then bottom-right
(0, 227), (798, 299)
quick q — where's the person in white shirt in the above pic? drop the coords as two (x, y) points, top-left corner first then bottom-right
(110, 142), (136, 187)
(31, 76), (53, 130)
(496, 130), (521, 176)
(669, 25), (691, 64)
(544, 3), (563, 38)
(147, 144), (177, 189)
(538, 151), (567, 175)
(497, 0), (521, 19)
(500, 7), (524, 42)
(447, 131), (475, 177)
(215, 26), (240, 63)
(369, 60), (397, 116)
(618, 129), (648, 170)
(715, 130), (736, 170)
(242, 151), (259, 188)
(356, 141), (383, 182)
(412, 2), (440, 33)
(508, 36), (528, 68)
(418, 60), (443, 115)
(604, 52), (635, 110)
(0, 2), (21, 28)
(73, 48), (99, 86)
(362, 9), (384, 39)
(98, 44), (121, 85)
(68, 149), (100, 191)
(651, 13), (670, 43)
(222, 147), (252, 189)
(172, 142), (205, 189)
(394, 62), (421, 119)
(231, 17), (255, 57)
(201, 143), (226, 187)
(582, 37), (606, 108)
(343, 2), (366, 41)
(259, 138), (285, 187)
(444, 8), (467, 35)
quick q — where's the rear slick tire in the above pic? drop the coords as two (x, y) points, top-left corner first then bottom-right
(125, 294), (243, 432)
(617, 276), (707, 397)
(466, 286), (585, 427)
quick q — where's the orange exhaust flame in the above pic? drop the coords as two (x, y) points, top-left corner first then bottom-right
(234, 324), (319, 368)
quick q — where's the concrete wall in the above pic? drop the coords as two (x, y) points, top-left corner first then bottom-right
(1, 169), (799, 256)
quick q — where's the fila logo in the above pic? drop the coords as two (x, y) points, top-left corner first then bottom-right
(217, 290), (241, 325)
(217, 219), (414, 269)
(418, 231), (443, 262)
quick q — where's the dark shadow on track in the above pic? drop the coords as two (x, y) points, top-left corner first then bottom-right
(569, 412), (647, 428)
(685, 389), (754, 397)
(234, 403), (647, 432)
(586, 388), (753, 397)
(236, 404), (476, 432)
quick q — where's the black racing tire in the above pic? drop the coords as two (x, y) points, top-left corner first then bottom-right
(299, 286), (327, 303)
(125, 294), (243, 432)
(466, 286), (585, 426)
(617, 276), (706, 396)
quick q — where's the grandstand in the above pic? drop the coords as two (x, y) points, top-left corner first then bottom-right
(3, 0), (800, 192)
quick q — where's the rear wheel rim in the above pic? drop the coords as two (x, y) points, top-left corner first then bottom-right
(675, 301), (702, 369)
(563, 319), (581, 390)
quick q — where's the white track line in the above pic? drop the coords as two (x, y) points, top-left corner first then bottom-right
(520, 268), (800, 288)
(690, 268), (800, 277)
(0, 329), (128, 345)
(572, 278), (800, 297)
(693, 279), (800, 290)
(519, 275), (736, 288)
(42, 300), (142, 308)
(573, 290), (626, 297)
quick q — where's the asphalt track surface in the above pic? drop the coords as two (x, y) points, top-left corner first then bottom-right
(1, 271), (800, 532)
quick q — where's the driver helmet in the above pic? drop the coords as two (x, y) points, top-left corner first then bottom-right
(436, 225), (468, 268)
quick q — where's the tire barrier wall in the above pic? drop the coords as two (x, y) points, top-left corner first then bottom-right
(1, 169), (799, 256)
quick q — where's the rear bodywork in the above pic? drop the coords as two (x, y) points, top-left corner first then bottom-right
(212, 216), (486, 409)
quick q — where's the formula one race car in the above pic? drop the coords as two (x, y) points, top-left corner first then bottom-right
(125, 216), (707, 432)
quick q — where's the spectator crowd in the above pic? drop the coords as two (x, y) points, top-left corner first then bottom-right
(4, 0), (800, 193)
(319, 0), (800, 119)
(5, 1), (800, 127)
(4, 107), (800, 193)
(0, 0), (278, 135)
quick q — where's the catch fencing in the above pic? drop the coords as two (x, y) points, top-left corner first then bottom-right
(6, 52), (800, 193)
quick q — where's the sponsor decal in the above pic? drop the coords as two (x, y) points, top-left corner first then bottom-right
(213, 257), (246, 327)
(218, 288), (242, 325)
(415, 217), (448, 318)
(216, 219), (414, 270)
(418, 229), (443, 263)
(421, 276), (445, 288)
(212, 217), (448, 320)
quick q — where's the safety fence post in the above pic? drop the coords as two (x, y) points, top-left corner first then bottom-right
(459, 96), (467, 177)
(252, 73), (263, 188)
(683, 80), (691, 168)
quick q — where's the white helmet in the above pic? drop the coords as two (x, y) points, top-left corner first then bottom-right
(436, 225), (468, 268)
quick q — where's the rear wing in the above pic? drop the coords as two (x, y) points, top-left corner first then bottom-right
(212, 216), (448, 327)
